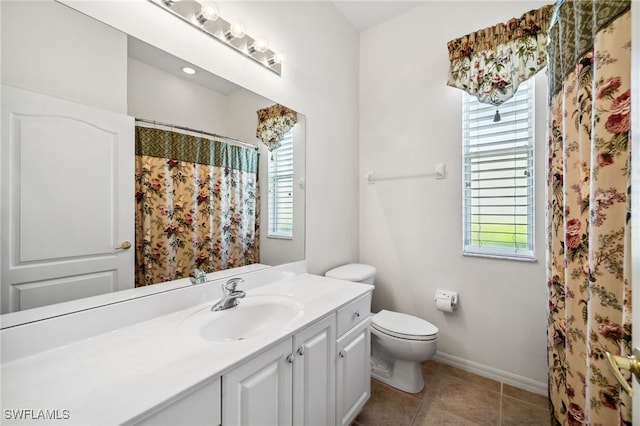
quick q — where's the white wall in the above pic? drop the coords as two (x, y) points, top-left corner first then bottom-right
(1, 0), (127, 113)
(61, 0), (361, 276)
(128, 58), (230, 134)
(359, 1), (549, 388)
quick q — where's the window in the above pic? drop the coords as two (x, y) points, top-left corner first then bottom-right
(267, 129), (294, 238)
(462, 79), (535, 260)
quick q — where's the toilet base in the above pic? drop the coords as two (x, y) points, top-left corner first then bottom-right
(371, 359), (424, 394)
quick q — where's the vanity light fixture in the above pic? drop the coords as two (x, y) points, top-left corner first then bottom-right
(149, 0), (283, 75)
(195, 1), (218, 25)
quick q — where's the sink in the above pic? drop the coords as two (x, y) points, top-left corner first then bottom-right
(179, 294), (304, 342)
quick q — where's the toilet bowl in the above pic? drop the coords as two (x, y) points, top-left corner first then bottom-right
(370, 310), (438, 393)
(325, 263), (439, 394)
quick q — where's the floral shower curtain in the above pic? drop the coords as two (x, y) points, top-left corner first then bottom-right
(134, 126), (260, 287)
(546, 1), (632, 424)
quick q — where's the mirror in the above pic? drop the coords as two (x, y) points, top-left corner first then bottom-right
(0, 0), (305, 322)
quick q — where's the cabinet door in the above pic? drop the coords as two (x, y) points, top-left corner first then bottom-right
(222, 339), (293, 426)
(134, 378), (221, 426)
(292, 314), (336, 426)
(336, 319), (371, 426)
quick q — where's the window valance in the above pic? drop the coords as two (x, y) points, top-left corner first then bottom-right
(256, 103), (298, 152)
(446, 5), (554, 107)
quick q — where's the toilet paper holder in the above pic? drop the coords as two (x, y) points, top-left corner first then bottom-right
(434, 289), (458, 310)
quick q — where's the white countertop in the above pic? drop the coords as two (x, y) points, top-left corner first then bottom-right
(0, 274), (373, 425)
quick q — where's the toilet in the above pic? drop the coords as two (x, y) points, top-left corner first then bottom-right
(325, 264), (439, 394)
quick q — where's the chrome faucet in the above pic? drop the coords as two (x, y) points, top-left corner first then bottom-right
(190, 268), (208, 285)
(211, 278), (246, 311)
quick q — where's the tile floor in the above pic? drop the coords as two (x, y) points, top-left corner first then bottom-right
(353, 360), (550, 426)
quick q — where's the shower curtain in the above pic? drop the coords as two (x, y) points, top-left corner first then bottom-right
(546, 1), (632, 424)
(134, 126), (260, 287)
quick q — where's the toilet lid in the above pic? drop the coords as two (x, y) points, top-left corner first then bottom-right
(325, 264), (376, 281)
(372, 310), (439, 341)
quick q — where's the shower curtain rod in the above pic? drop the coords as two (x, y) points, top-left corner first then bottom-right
(135, 118), (259, 151)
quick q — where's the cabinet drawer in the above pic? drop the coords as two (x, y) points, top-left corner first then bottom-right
(337, 292), (371, 337)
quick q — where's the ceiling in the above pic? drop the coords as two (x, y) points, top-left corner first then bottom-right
(332, 1), (424, 32)
(128, 37), (242, 95)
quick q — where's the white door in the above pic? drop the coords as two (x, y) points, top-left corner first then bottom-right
(1, 85), (134, 314)
(222, 339), (293, 426)
(292, 314), (336, 426)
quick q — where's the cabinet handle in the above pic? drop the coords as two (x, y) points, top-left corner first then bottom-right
(339, 351), (345, 358)
(354, 310), (360, 318)
(297, 346), (305, 356)
(286, 354), (295, 363)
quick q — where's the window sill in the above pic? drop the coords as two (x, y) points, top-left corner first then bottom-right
(462, 251), (537, 263)
(268, 234), (293, 241)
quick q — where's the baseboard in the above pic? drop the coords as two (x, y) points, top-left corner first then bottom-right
(433, 351), (548, 396)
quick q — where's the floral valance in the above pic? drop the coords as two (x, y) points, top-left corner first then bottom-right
(446, 4), (554, 106)
(256, 104), (297, 151)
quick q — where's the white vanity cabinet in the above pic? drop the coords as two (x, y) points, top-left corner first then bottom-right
(335, 294), (372, 426)
(222, 314), (337, 426)
(134, 377), (221, 426)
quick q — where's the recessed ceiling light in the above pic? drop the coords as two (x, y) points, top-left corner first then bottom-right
(181, 66), (197, 75)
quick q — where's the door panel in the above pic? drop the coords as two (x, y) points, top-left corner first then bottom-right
(12, 271), (116, 311)
(336, 319), (371, 426)
(222, 339), (292, 426)
(1, 85), (134, 314)
(292, 314), (336, 426)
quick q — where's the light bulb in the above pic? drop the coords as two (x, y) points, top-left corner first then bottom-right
(196, 1), (218, 24)
(248, 37), (269, 54)
(224, 21), (246, 40)
(181, 66), (196, 75)
(267, 52), (285, 66)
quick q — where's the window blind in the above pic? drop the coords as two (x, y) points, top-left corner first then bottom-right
(268, 129), (294, 238)
(462, 80), (535, 260)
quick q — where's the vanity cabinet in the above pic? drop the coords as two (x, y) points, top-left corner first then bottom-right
(335, 294), (372, 426)
(222, 314), (336, 426)
(134, 377), (221, 426)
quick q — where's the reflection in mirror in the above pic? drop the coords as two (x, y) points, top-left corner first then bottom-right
(0, 0), (305, 322)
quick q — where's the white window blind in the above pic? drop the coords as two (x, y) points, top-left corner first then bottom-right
(462, 79), (535, 260)
(268, 129), (293, 239)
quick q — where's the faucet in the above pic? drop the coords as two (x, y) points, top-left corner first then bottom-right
(211, 278), (246, 311)
(190, 268), (208, 285)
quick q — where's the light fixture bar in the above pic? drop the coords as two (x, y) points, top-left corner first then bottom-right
(148, 0), (282, 76)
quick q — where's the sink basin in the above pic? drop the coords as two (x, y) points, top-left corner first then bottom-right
(179, 294), (304, 342)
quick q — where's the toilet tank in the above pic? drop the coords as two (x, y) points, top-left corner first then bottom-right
(325, 263), (376, 285)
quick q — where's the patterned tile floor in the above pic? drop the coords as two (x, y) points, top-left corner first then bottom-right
(353, 360), (550, 426)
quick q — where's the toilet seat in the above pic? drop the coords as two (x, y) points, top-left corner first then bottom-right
(372, 310), (438, 341)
